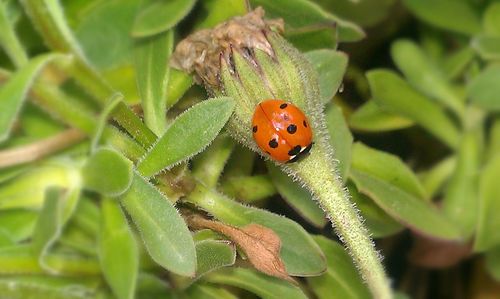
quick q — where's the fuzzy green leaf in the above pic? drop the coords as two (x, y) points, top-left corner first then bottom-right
(467, 65), (500, 111)
(326, 105), (353, 180)
(205, 267), (307, 299)
(166, 69), (193, 108)
(367, 69), (460, 148)
(32, 187), (81, 273)
(483, 3), (500, 36)
(349, 100), (414, 132)
(475, 154), (500, 251)
(305, 50), (348, 104)
(350, 169), (461, 240)
(132, 0), (197, 37)
(187, 283), (238, 299)
(99, 199), (138, 299)
(195, 0), (247, 29)
(351, 142), (426, 199)
(0, 53), (61, 142)
(0, 210), (37, 243)
(82, 148), (134, 197)
(443, 131), (481, 237)
(121, 173), (196, 276)
(134, 30), (173, 135)
(267, 163), (327, 228)
(418, 156), (456, 199)
(75, 0), (139, 70)
(137, 97), (235, 177)
(307, 235), (371, 299)
(402, 0), (481, 35)
(195, 240), (236, 278)
(348, 183), (403, 238)
(472, 35), (500, 61)
(391, 39), (463, 115)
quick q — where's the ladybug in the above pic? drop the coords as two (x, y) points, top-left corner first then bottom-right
(251, 99), (313, 163)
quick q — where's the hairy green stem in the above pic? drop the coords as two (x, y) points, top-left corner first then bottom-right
(288, 147), (392, 299)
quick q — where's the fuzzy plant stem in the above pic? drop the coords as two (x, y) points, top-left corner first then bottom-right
(289, 149), (392, 299)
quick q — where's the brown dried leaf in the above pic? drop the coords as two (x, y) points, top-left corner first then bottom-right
(188, 216), (294, 282)
(408, 232), (471, 268)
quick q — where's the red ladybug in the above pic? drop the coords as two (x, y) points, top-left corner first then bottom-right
(251, 99), (313, 163)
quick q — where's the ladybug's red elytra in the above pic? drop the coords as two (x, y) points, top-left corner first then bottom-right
(251, 99), (313, 163)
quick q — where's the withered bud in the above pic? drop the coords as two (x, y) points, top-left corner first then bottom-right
(170, 7), (283, 89)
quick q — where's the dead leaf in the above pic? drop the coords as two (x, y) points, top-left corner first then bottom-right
(409, 232), (471, 268)
(188, 215), (294, 283)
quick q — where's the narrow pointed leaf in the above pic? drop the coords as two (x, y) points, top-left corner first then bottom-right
(205, 267), (307, 299)
(99, 199), (138, 299)
(0, 53), (62, 142)
(137, 97), (234, 177)
(134, 30), (173, 135)
(349, 100), (414, 132)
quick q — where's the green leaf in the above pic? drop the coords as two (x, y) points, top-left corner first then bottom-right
(442, 131), (481, 238)
(121, 173), (196, 276)
(313, 0), (397, 27)
(0, 1), (28, 67)
(195, 240), (236, 277)
(305, 50), (348, 104)
(0, 209), (37, 242)
(349, 100), (414, 132)
(137, 97), (235, 177)
(350, 169), (461, 240)
(467, 64), (500, 111)
(250, 0), (365, 42)
(418, 156), (456, 199)
(195, 0), (247, 29)
(0, 53), (62, 142)
(307, 235), (371, 299)
(348, 182), (403, 238)
(402, 0), (481, 35)
(187, 283), (237, 299)
(351, 142), (426, 199)
(99, 199), (138, 299)
(325, 105), (353, 180)
(367, 69), (460, 148)
(75, 0), (139, 69)
(132, 0), (197, 37)
(0, 276), (101, 299)
(82, 148), (134, 197)
(391, 39), (464, 115)
(267, 163), (327, 228)
(443, 47), (475, 79)
(472, 35), (500, 61)
(483, 2), (500, 36)
(205, 267), (307, 299)
(475, 154), (500, 251)
(166, 69), (193, 108)
(32, 187), (81, 273)
(189, 185), (326, 276)
(134, 30), (173, 135)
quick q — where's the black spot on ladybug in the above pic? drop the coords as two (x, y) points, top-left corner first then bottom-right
(288, 145), (301, 156)
(279, 103), (288, 109)
(303, 120), (308, 128)
(302, 143), (313, 155)
(287, 143), (313, 163)
(269, 138), (278, 148)
(252, 126), (258, 133)
(287, 124), (297, 134)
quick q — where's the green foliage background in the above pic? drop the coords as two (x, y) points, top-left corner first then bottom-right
(0, 0), (499, 298)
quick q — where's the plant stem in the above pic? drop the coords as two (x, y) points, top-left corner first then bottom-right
(288, 148), (392, 299)
(0, 128), (85, 168)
